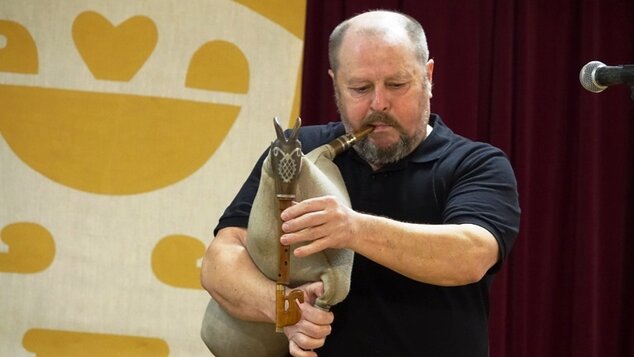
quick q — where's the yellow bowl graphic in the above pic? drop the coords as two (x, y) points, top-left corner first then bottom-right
(0, 12), (248, 195)
(0, 84), (239, 195)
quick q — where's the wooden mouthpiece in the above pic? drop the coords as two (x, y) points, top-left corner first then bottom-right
(327, 126), (374, 156)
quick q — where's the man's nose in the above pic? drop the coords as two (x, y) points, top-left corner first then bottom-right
(370, 87), (389, 112)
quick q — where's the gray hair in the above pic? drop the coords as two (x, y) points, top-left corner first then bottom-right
(328, 10), (430, 74)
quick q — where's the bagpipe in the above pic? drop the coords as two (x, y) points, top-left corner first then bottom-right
(201, 118), (372, 356)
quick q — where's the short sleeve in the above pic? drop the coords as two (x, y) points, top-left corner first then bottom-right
(442, 145), (521, 273)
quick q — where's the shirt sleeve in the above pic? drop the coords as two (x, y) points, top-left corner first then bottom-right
(441, 144), (521, 274)
(213, 150), (267, 236)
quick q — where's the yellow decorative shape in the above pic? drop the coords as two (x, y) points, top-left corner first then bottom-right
(72, 11), (157, 81)
(186, 40), (249, 94)
(23, 328), (169, 356)
(0, 20), (38, 74)
(229, 1), (306, 127)
(289, 56), (303, 128)
(0, 222), (55, 273)
(234, 0), (307, 39)
(0, 85), (239, 195)
(152, 235), (205, 289)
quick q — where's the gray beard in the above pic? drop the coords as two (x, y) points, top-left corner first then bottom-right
(346, 111), (425, 167)
(354, 132), (411, 166)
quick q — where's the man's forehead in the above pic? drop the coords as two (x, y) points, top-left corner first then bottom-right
(344, 70), (422, 86)
(340, 27), (411, 57)
(348, 10), (409, 28)
(346, 17), (409, 44)
(338, 29), (417, 66)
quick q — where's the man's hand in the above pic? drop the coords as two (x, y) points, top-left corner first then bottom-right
(280, 196), (358, 257)
(284, 282), (334, 356)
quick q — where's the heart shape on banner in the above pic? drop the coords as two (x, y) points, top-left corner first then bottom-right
(72, 11), (157, 81)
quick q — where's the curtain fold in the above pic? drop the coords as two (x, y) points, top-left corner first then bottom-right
(300, 1), (634, 356)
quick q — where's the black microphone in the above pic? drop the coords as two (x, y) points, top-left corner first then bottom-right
(579, 61), (634, 93)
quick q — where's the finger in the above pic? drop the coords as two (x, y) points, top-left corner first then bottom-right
(281, 221), (328, 245)
(299, 302), (334, 326)
(297, 282), (323, 306)
(292, 331), (327, 352)
(288, 340), (318, 357)
(304, 281), (325, 299)
(280, 199), (314, 222)
(285, 303), (333, 338)
(293, 322), (332, 345)
(282, 208), (330, 235)
(293, 236), (331, 257)
(282, 196), (332, 221)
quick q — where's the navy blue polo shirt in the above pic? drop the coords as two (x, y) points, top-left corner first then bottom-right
(214, 114), (520, 356)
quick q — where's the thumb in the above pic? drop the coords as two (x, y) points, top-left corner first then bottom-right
(303, 281), (324, 303)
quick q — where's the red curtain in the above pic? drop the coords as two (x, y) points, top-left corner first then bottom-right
(300, 1), (634, 356)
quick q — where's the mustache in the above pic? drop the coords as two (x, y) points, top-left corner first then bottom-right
(361, 112), (404, 132)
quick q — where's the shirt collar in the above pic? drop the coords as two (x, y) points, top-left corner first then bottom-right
(408, 113), (453, 164)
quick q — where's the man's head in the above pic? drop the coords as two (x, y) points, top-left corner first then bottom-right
(328, 10), (434, 168)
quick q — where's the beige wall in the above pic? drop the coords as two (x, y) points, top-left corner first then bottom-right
(0, 0), (306, 355)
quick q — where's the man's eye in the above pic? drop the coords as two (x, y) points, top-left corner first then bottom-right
(387, 83), (406, 89)
(350, 86), (370, 93)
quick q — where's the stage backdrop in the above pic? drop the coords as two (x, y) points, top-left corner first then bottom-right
(300, 1), (634, 357)
(0, 0), (305, 355)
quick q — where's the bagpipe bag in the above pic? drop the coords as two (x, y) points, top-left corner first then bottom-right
(201, 120), (363, 356)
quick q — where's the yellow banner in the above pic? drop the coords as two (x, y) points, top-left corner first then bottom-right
(0, 0), (306, 355)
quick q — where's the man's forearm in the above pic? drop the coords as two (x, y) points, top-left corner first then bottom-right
(201, 227), (276, 323)
(351, 215), (499, 286)
(280, 196), (500, 287)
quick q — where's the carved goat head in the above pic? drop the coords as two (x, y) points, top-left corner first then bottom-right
(270, 117), (303, 195)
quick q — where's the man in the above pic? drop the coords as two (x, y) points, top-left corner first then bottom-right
(201, 10), (520, 357)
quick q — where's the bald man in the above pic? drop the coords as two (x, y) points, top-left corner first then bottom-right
(202, 10), (520, 356)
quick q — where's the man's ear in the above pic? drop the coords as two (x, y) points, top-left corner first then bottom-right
(425, 59), (434, 97)
(328, 69), (335, 82)
(426, 59), (434, 83)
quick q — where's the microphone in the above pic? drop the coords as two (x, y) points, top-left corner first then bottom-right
(579, 61), (634, 93)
